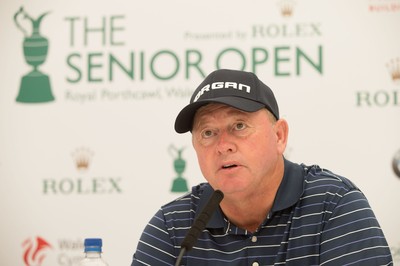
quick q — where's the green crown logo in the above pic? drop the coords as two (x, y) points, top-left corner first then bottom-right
(14, 7), (54, 103)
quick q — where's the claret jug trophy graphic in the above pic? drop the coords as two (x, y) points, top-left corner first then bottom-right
(14, 7), (54, 103)
(169, 145), (189, 192)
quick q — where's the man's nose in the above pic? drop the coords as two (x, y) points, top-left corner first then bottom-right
(216, 131), (237, 154)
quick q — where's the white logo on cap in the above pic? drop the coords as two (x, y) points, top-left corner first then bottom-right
(193, 82), (251, 102)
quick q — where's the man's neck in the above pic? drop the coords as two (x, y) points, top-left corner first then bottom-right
(219, 163), (284, 233)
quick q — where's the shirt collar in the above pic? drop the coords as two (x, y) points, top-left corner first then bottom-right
(198, 159), (305, 229)
(271, 159), (305, 212)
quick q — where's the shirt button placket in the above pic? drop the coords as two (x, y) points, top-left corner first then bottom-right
(250, 235), (258, 266)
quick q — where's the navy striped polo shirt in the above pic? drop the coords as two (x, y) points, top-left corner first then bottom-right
(132, 159), (393, 265)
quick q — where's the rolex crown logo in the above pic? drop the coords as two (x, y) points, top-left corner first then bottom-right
(279, 0), (295, 17)
(72, 147), (93, 171)
(386, 58), (400, 83)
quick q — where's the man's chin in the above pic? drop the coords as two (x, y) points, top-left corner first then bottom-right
(215, 182), (250, 196)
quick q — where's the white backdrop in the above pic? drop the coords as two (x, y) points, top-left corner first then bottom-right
(1, 0), (399, 265)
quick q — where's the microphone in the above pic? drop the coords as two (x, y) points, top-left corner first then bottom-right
(175, 189), (224, 266)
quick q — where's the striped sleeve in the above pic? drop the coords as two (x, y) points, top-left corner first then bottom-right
(132, 208), (176, 266)
(319, 189), (392, 265)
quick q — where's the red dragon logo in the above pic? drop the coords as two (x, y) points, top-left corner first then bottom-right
(22, 236), (52, 266)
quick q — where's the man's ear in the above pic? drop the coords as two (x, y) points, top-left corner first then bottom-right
(275, 119), (289, 154)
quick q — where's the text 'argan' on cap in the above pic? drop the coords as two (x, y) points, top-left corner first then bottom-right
(174, 69), (279, 133)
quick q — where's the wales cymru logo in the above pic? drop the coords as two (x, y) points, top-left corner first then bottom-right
(14, 7), (54, 103)
(22, 236), (52, 266)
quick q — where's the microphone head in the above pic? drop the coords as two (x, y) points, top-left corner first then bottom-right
(180, 189), (224, 251)
(214, 190), (224, 201)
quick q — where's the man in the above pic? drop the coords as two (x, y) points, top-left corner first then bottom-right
(131, 69), (393, 265)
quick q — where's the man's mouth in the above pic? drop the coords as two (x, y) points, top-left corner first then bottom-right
(222, 164), (238, 169)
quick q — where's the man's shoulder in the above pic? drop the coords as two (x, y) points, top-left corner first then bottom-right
(293, 164), (368, 224)
(161, 183), (210, 212)
(302, 164), (359, 195)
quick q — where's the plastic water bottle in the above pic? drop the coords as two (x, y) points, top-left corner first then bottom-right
(79, 238), (109, 266)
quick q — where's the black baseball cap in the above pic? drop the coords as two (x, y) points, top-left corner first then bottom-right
(174, 69), (279, 133)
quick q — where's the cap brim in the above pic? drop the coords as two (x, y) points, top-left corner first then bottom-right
(174, 97), (265, 133)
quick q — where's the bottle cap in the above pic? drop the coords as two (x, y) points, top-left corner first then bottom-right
(84, 238), (102, 252)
